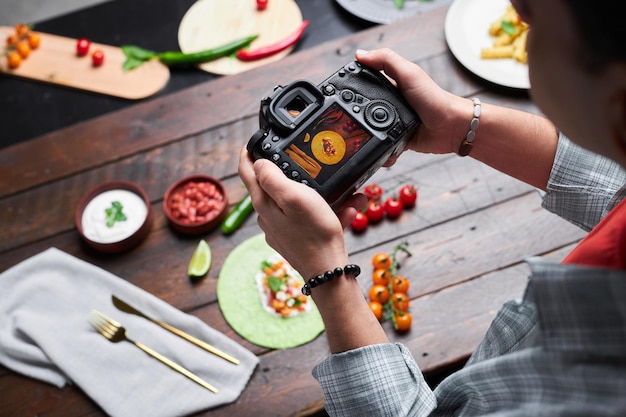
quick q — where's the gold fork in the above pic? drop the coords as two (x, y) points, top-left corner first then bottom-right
(88, 310), (218, 393)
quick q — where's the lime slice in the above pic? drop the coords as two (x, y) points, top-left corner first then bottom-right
(188, 239), (212, 277)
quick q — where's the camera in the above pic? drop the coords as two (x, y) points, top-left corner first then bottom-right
(246, 61), (420, 208)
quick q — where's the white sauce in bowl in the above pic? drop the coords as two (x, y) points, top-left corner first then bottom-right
(81, 189), (148, 244)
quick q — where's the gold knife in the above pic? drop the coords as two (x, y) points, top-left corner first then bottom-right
(112, 295), (240, 365)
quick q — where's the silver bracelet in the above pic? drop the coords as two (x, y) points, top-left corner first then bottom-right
(458, 97), (481, 157)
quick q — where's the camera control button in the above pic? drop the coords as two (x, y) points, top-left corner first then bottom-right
(262, 142), (272, 151)
(352, 106), (361, 113)
(341, 90), (354, 102)
(280, 162), (290, 171)
(290, 170), (300, 179)
(271, 135), (280, 142)
(271, 153), (281, 162)
(323, 84), (335, 95)
(365, 100), (396, 130)
(374, 108), (388, 121)
(301, 179), (309, 186)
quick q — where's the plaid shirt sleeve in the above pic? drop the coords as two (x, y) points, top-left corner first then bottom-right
(542, 133), (626, 231)
(312, 343), (437, 417)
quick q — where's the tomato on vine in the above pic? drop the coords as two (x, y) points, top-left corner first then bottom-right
(368, 284), (390, 304)
(7, 51), (22, 69)
(372, 268), (391, 286)
(391, 275), (410, 294)
(391, 292), (410, 311)
(394, 311), (412, 332)
(368, 301), (384, 321)
(372, 252), (392, 270)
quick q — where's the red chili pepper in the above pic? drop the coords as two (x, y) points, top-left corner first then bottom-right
(236, 20), (309, 61)
(256, 0), (268, 10)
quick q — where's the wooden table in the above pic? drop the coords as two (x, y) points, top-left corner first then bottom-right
(0, 5), (586, 417)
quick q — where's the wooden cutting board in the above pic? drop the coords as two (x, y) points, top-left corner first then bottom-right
(178, 0), (303, 75)
(0, 26), (170, 100)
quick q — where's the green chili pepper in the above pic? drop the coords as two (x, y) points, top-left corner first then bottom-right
(157, 35), (259, 65)
(121, 35), (259, 71)
(221, 194), (254, 235)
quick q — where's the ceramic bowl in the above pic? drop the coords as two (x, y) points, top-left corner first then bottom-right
(163, 174), (228, 234)
(75, 180), (152, 253)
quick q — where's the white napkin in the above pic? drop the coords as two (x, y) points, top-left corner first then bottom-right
(0, 248), (258, 417)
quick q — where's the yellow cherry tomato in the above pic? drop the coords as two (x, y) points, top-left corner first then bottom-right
(372, 268), (391, 286)
(369, 301), (384, 321)
(372, 252), (392, 270)
(7, 51), (22, 69)
(394, 311), (412, 332)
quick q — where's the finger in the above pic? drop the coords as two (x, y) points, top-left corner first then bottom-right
(238, 147), (260, 195)
(355, 48), (426, 91)
(334, 193), (368, 229)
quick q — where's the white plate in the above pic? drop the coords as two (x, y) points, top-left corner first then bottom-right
(336, 0), (452, 25)
(444, 0), (530, 89)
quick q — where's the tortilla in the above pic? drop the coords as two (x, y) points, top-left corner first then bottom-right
(217, 233), (325, 349)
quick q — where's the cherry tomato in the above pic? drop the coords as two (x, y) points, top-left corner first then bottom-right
(363, 183), (383, 201)
(399, 184), (418, 208)
(6, 34), (18, 46)
(28, 32), (41, 49)
(256, 0), (268, 10)
(350, 211), (369, 233)
(372, 252), (392, 270)
(372, 268), (391, 286)
(368, 301), (384, 321)
(384, 196), (403, 219)
(91, 49), (105, 67)
(391, 292), (410, 311)
(15, 23), (30, 37)
(394, 311), (412, 332)
(368, 284), (390, 304)
(7, 51), (22, 69)
(366, 200), (385, 223)
(16, 41), (31, 58)
(76, 37), (91, 56)
(391, 275), (410, 294)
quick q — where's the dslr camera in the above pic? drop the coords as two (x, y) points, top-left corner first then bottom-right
(246, 61), (420, 208)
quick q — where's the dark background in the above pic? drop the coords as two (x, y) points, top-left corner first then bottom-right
(0, 0), (375, 149)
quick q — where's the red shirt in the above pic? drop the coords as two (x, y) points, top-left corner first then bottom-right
(562, 198), (626, 268)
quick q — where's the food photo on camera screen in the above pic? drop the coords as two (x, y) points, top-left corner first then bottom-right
(247, 61), (420, 209)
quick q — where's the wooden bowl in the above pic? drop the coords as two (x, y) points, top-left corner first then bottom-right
(75, 180), (152, 253)
(163, 175), (228, 234)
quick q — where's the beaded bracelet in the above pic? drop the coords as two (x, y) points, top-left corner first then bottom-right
(458, 97), (482, 157)
(301, 264), (361, 296)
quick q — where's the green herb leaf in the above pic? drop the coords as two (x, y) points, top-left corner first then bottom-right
(392, 0), (405, 9)
(121, 45), (156, 72)
(501, 20), (516, 35)
(268, 276), (284, 293)
(105, 201), (128, 228)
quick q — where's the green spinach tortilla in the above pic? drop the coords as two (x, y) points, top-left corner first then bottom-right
(217, 233), (325, 349)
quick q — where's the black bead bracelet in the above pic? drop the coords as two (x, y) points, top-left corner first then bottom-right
(301, 264), (361, 296)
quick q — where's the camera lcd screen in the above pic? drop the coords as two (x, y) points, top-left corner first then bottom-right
(285, 103), (373, 186)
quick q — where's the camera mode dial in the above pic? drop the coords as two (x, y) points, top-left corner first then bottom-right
(364, 100), (396, 130)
